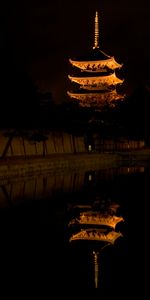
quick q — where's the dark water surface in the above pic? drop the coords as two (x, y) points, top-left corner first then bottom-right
(0, 165), (148, 290)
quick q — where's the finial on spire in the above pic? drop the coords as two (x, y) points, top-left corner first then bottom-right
(93, 11), (99, 49)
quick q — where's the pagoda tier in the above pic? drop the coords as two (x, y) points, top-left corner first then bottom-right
(69, 229), (122, 243)
(68, 212), (124, 229)
(69, 55), (122, 73)
(68, 72), (123, 89)
(67, 90), (124, 107)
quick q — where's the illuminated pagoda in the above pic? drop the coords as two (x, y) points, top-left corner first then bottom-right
(67, 11), (124, 109)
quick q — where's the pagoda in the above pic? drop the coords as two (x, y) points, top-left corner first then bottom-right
(67, 11), (124, 109)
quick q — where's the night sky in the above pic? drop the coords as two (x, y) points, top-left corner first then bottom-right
(1, 0), (150, 104)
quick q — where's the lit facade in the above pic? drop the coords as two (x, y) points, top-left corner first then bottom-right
(67, 11), (124, 109)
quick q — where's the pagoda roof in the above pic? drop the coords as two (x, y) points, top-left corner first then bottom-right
(69, 229), (122, 243)
(67, 90), (124, 108)
(72, 48), (110, 62)
(68, 73), (123, 86)
(69, 56), (122, 72)
(68, 212), (124, 229)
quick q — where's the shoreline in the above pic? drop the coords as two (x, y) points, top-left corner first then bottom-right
(0, 149), (150, 180)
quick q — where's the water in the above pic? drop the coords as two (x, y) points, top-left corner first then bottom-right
(0, 165), (148, 290)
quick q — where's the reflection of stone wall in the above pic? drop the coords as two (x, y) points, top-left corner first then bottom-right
(0, 172), (85, 207)
(0, 166), (145, 208)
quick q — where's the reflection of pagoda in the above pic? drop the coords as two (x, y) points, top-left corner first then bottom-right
(67, 11), (124, 109)
(68, 200), (124, 288)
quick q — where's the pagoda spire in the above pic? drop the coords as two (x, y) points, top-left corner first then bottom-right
(93, 11), (99, 49)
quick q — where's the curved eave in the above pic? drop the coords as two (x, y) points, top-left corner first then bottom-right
(69, 229), (122, 243)
(69, 215), (124, 229)
(67, 91), (124, 102)
(68, 73), (124, 85)
(69, 57), (122, 71)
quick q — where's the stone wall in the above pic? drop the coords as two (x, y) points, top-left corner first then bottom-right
(0, 131), (86, 158)
(94, 137), (145, 152)
(0, 130), (145, 158)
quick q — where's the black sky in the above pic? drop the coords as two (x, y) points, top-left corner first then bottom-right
(1, 0), (150, 103)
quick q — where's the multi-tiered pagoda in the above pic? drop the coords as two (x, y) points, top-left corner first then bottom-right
(67, 11), (124, 109)
(68, 199), (124, 288)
